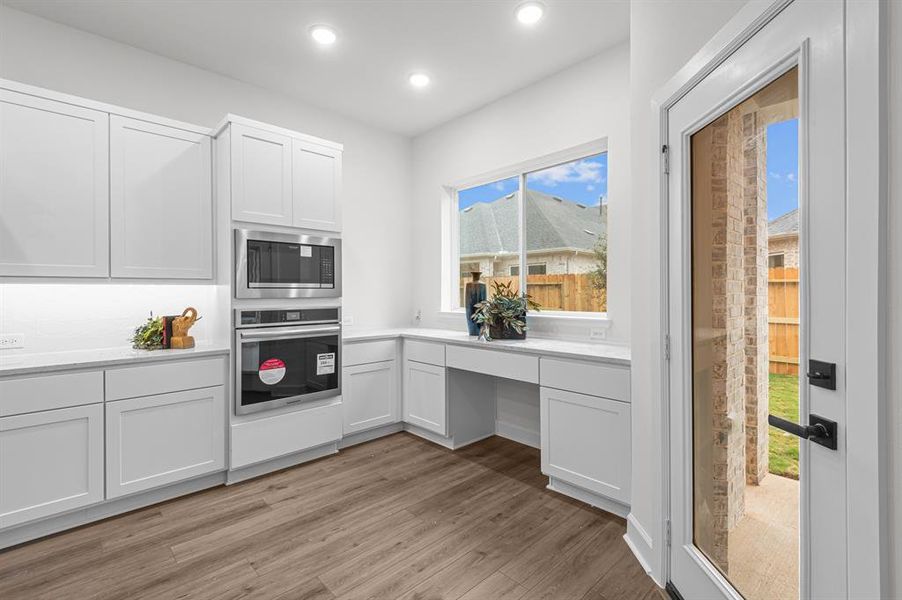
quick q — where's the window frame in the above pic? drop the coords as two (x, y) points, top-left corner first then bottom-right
(443, 138), (609, 319)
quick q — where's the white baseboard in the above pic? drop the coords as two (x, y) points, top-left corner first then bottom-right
(625, 512), (662, 585)
(494, 420), (540, 449)
(339, 422), (404, 449)
(547, 477), (629, 518)
(0, 472), (226, 550)
(226, 443), (338, 484)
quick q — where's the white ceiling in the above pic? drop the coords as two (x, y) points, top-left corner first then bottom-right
(2, 0), (629, 136)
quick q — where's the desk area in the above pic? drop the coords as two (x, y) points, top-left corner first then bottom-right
(342, 328), (631, 518)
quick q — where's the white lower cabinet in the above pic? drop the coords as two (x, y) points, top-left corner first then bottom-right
(342, 360), (399, 434)
(106, 386), (225, 499)
(540, 386), (631, 504)
(403, 360), (447, 436)
(0, 404), (104, 528)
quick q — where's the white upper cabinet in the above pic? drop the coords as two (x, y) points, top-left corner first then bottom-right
(292, 139), (341, 232)
(110, 116), (212, 279)
(0, 89), (110, 277)
(230, 123), (293, 226)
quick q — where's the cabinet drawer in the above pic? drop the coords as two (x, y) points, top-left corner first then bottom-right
(231, 400), (342, 469)
(540, 357), (630, 402)
(446, 345), (538, 384)
(343, 339), (397, 367)
(405, 339), (445, 367)
(0, 371), (103, 416)
(105, 357), (225, 401)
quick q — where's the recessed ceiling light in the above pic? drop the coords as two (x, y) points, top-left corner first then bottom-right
(310, 25), (337, 45)
(409, 73), (431, 88)
(516, 1), (545, 25)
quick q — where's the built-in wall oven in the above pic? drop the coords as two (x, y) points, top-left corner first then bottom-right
(235, 308), (341, 415)
(235, 228), (341, 299)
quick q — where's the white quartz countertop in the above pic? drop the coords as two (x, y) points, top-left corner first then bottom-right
(343, 328), (630, 366)
(0, 343), (231, 377)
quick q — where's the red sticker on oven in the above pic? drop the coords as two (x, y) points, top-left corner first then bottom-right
(258, 358), (286, 385)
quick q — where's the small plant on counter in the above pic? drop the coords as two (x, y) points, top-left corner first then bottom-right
(470, 280), (540, 340)
(130, 313), (164, 350)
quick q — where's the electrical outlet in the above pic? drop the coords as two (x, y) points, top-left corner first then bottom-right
(589, 328), (607, 341)
(0, 333), (24, 350)
(343, 315), (355, 326)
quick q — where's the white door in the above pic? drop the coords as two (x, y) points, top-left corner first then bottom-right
(105, 386), (225, 499)
(292, 139), (342, 232)
(110, 116), (212, 279)
(0, 404), (104, 528)
(667, 2), (846, 599)
(0, 89), (109, 277)
(342, 360), (399, 435)
(230, 124), (292, 226)
(403, 360), (447, 436)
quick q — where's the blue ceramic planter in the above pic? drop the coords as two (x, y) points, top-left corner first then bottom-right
(464, 272), (487, 336)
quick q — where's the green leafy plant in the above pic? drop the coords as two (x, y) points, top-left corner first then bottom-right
(131, 313), (164, 350)
(470, 280), (540, 340)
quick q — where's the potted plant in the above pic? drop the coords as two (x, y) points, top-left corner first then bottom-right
(470, 280), (540, 340)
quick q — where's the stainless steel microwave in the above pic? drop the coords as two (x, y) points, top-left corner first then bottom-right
(235, 229), (341, 299)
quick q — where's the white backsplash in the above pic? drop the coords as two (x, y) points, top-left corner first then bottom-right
(0, 283), (229, 355)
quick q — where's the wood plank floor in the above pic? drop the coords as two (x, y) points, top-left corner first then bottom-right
(0, 433), (663, 600)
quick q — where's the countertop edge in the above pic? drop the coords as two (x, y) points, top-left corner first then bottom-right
(0, 346), (231, 378)
(343, 330), (631, 366)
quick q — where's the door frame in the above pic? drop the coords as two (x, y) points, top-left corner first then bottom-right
(649, 0), (887, 596)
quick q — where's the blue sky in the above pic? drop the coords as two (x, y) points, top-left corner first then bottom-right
(459, 153), (608, 210)
(766, 119), (799, 221)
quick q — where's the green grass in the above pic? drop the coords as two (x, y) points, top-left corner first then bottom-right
(768, 373), (800, 479)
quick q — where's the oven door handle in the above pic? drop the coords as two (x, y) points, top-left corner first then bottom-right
(238, 325), (341, 342)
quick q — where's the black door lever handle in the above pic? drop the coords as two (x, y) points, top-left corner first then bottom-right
(768, 413), (838, 450)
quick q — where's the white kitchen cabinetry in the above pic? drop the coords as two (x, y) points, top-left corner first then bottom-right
(230, 123), (293, 226)
(403, 360), (447, 436)
(342, 361), (399, 435)
(0, 404), (104, 528)
(0, 88), (110, 277)
(106, 386), (226, 499)
(292, 139), (341, 232)
(540, 386), (631, 504)
(110, 116), (212, 279)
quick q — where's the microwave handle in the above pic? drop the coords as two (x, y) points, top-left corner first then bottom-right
(239, 325), (341, 342)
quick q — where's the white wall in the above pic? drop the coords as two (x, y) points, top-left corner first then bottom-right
(0, 6), (412, 351)
(410, 44), (631, 343)
(627, 0), (746, 584)
(887, 0), (902, 594)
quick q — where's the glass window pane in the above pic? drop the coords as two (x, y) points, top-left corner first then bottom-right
(458, 176), (520, 306)
(524, 153), (608, 312)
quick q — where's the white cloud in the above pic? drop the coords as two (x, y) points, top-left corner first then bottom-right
(786, 172), (797, 183)
(492, 181), (507, 191)
(586, 184), (595, 191)
(529, 159), (603, 187)
(770, 171), (782, 181)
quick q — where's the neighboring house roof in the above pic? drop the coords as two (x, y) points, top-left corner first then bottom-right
(768, 208), (799, 237)
(460, 189), (606, 257)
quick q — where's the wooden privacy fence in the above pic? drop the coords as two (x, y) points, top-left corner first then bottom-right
(769, 267), (799, 375)
(460, 274), (607, 313)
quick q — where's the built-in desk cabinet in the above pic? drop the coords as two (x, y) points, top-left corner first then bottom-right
(403, 341), (447, 436)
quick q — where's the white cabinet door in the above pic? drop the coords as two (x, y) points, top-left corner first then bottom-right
(540, 386), (630, 504)
(403, 360), (447, 436)
(0, 89), (109, 277)
(106, 386), (225, 499)
(230, 124), (292, 226)
(0, 404), (104, 528)
(342, 360), (399, 434)
(292, 139), (341, 232)
(110, 116), (212, 279)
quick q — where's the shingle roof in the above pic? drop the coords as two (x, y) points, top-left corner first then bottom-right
(459, 190), (606, 257)
(768, 208), (799, 237)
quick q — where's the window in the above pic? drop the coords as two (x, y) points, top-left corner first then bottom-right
(768, 253), (785, 268)
(452, 149), (608, 314)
